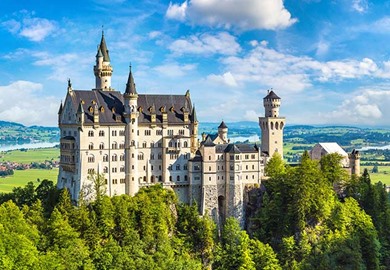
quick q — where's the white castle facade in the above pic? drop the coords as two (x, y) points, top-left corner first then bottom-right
(57, 34), (285, 225)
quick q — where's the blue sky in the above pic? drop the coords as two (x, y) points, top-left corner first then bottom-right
(1, 0), (390, 127)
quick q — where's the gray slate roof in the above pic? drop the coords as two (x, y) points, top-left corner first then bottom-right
(68, 90), (193, 125)
(264, 90), (280, 100)
(215, 143), (259, 154)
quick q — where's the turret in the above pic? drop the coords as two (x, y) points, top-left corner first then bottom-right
(58, 101), (63, 125)
(263, 90), (281, 117)
(191, 105), (199, 154)
(349, 149), (361, 176)
(94, 31), (113, 91)
(124, 66), (139, 196)
(218, 121), (228, 142)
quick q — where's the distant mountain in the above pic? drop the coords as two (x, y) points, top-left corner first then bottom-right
(0, 120), (24, 128)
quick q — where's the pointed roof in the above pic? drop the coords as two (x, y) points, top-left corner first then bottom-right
(124, 66), (137, 95)
(99, 31), (110, 62)
(58, 102), (63, 114)
(264, 90), (280, 100)
(77, 102), (84, 114)
(96, 46), (103, 58)
(203, 136), (215, 147)
(191, 105), (198, 122)
(218, 121), (228, 129)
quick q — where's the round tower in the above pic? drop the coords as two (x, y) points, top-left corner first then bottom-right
(124, 66), (139, 196)
(218, 121), (228, 142)
(263, 90), (281, 117)
(259, 90), (285, 159)
(94, 31), (113, 91)
(349, 149), (361, 176)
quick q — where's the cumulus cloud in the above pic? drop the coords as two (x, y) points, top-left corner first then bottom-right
(153, 62), (196, 77)
(0, 81), (58, 126)
(166, 0), (296, 31)
(169, 32), (241, 56)
(323, 89), (390, 125)
(352, 0), (368, 13)
(1, 12), (57, 42)
(210, 41), (390, 95)
(166, 1), (187, 21)
(207, 72), (238, 87)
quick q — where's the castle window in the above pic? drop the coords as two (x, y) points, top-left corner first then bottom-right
(103, 155), (108, 162)
(209, 156), (211, 160)
(169, 176), (172, 181)
(236, 155), (240, 160)
(120, 166), (125, 172)
(88, 130), (94, 137)
(132, 153), (134, 158)
(246, 175), (248, 180)
(99, 130), (105, 136)
(150, 154), (154, 160)
(88, 168), (95, 174)
(252, 165), (255, 169)
(184, 175), (188, 181)
(151, 165), (154, 171)
(158, 176), (162, 182)
(194, 165), (200, 171)
(209, 177), (211, 181)
(88, 156), (95, 163)
(119, 130), (125, 136)
(209, 166), (211, 171)
(184, 165), (188, 170)
(168, 129), (173, 136)
(112, 142), (118, 149)
(184, 141), (188, 147)
(145, 130), (151, 136)
(252, 175), (255, 179)
(89, 143), (94, 150)
(112, 167), (117, 173)
(275, 122), (279, 130)
(270, 122), (274, 130)
(142, 142), (147, 148)
(138, 153), (144, 160)
(179, 130), (185, 135)
(120, 154), (125, 161)
(176, 164), (180, 170)
(120, 178), (125, 184)
(119, 143), (125, 149)
(168, 165), (172, 170)
(156, 130), (162, 136)
(143, 166), (146, 171)
(112, 130), (117, 136)
(105, 179), (108, 184)
(245, 155), (249, 159)
(103, 167), (108, 173)
(218, 166), (220, 170)
(151, 176), (155, 183)
(169, 141), (173, 147)
(230, 155), (234, 160)
(251, 154), (256, 159)
(113, 179), (117, 184)
(112, 154), (117, 162)
(177, 175), (180, 182)
(246, 165), (248, 170)
(99, 143), (104, 150)
(150, 142), (155, 148)
(131, 140), (135, 146)
(159, 165), (162, 170)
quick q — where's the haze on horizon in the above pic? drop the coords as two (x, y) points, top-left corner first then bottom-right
(1, 0), (390, 127)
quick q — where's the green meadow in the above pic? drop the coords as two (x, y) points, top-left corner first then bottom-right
(0, 168), (59, 193)
(0, 147), (59, 163)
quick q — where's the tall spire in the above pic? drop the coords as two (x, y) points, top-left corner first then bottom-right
(99, 31), (110, 62)
(125, 65), (137, 95)
(191, 104), (198, 122)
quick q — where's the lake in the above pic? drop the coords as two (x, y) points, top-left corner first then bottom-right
(0, 142), (59, 152)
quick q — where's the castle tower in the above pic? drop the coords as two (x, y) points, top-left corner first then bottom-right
(218, 121), (228, 143)
(123, 66), (139, 196)
(190, 105), (199, 155)
(94, 31), (113, 91)
(349, 149), (361, 176)
(259, 90), (285, 159)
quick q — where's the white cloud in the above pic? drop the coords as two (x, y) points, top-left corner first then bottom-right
(153, 62), (196, 77)
(0, 81), (58, 126)
(207, 72), (238, 87)
(169, 32), (241, 56)
(2, 13), (57, 42)
(166, 0), (297, 31)
(323, 88), (390, 125)
(352, 0), (368, 13)
(166, 1), (187, 21)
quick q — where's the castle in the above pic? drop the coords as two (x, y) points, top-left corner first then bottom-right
(57, 33), (286, 225)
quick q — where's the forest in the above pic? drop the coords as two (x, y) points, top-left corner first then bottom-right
(0, 152), (389, 269)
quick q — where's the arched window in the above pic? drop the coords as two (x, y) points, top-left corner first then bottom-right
(112, 154), (117, 162)
(151, 176), (155, 183)
(131, 140), (135, 146)
(270, 122), (274, 130)
(88, 130), (94, 137)
(88, 155), (95, 163)
(177, 175), (180, 182)
(99, 143), (104, 149)
(88, 143), (94, 150)
(142, 142), (147, 148)
(280, 122), (284, 129)
(120, 154), (125, 161)
(112, 142), (118, 149)
(103, 154), (108, 162)
(275, 122), (279, 130)
(99, 130), (104, 136)
(103, 166), (108, 173)
(184, 175), (188, 181)
(184, 141), (188, 147)
(138, 153), (144, 160)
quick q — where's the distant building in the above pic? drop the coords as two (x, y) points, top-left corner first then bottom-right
(309, 142), (360, 176)
(57, 33), (285, 226)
